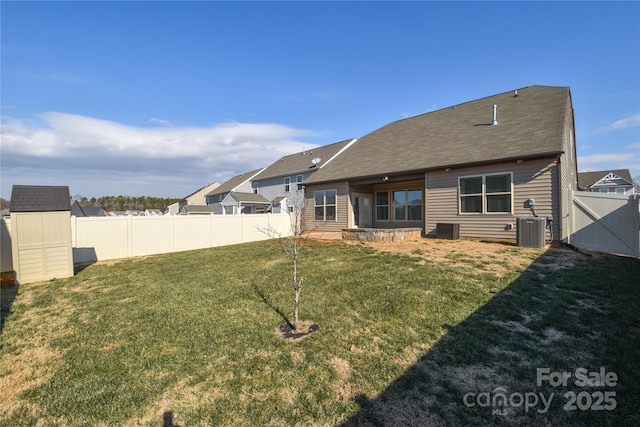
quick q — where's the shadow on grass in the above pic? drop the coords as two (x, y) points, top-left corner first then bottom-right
(74, 262), (96, 275)
(340, 248), (640, 426)
(163, 410), (179, 427)
(1, 282), (19, 339)
(252, 282), (295, 330)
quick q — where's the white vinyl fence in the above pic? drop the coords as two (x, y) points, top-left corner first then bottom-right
(563, 190), (639, 258)
(1, 213), (293, 271)
(1, 218), (13, 273)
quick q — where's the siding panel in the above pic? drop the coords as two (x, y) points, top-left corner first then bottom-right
(426, 159), (559, 240)
(304, 182), (350, 231)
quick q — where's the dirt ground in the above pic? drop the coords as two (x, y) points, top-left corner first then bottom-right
(338, 237), (592, 278)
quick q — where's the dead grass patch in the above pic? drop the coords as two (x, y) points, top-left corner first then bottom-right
(349, 238), (544, 277)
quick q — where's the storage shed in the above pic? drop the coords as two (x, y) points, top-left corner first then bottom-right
(10, 185), (74, 284)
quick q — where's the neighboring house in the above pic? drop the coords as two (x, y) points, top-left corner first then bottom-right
(578, 170), (636, 195)
(71, 200), (85, 217)
(180, 205), (213, 215)
(219, 191), (271, 215)
(270, 196), (287, 214)
(180, 181), (221, 210)
(251, 139), (357, 213)
(303, 85), (578, 241)
(205, 168), (265, 214)
(71, 201), (107, 217)
(166, 202), (180, 216)
(144, 209), (164, 216)
(82, 206), (107, 217)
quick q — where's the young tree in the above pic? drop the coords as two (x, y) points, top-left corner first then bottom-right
(259, 194), (313, 330)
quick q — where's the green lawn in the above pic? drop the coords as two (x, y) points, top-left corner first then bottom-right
(1, 239), (638, 426)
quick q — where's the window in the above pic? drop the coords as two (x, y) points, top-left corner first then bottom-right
(393, 189), (423, 221)
(616, 188), (626, 194)
(284, 177), (291, 192)
(376, 191), (389, 221)
(314, 189), (337, 221)
(459, 173), (512, 214)
(252, 182), (258, 194)
(485, 174), (511, 213)
(296, 175), (304, 191)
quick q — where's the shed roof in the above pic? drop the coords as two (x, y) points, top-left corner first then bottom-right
(10, 185), (71, 212)
(305, 85), (572, 185)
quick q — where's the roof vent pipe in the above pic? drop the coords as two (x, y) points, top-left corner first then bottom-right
(491, 104), (498, 126)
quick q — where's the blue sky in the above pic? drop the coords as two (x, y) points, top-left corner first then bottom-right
(2, 1), (639, 199)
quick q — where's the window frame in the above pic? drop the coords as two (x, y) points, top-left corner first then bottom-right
(458, 172), (513, 215)
(376, 191), (390, 221)
(313, 189), (337, 221)
(392, 189), (423, 222)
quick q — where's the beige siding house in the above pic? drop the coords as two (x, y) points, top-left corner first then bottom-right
(303, 85), (578, 241)
(182, 181), (221, 206)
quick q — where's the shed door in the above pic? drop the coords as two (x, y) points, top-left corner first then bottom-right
(12, 212), (73, 283)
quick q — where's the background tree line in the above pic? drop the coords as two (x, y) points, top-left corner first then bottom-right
(1, 195), (181, 212)
(72, 195), (181, 212)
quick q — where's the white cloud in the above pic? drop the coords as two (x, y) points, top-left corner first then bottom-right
(2, 112), (317, 161)
(603, 114), (640, 132)
(1, 112), (320, 198)
(578, 148), (640, 177)
(149, 117), (174, 127)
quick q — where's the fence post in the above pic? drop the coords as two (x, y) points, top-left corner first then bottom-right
(127, 215), (132, 258)
(70, 215), (76, 248)
(241, 214), (245, 243)
(172, 214), (176, 252)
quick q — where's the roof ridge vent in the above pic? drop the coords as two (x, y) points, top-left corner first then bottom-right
(491, 104), (499, 126)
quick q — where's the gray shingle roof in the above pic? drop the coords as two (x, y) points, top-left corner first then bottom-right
(306, 85), (572, 185)
(10, 185), (71, 212)
(255, 138), (356, 181)
(577, 169), (633, 189)
(205, 168), (265, 197)
(182, 205), (213, 214)
(229, 192), (270, 204)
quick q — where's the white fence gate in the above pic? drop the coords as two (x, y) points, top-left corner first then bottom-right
(563, 190), (639, 258)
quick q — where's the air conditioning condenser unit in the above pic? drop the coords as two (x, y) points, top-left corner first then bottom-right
(516, 217), (546, 248)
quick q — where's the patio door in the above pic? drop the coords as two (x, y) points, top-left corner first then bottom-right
(353, 194), (371, 228)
